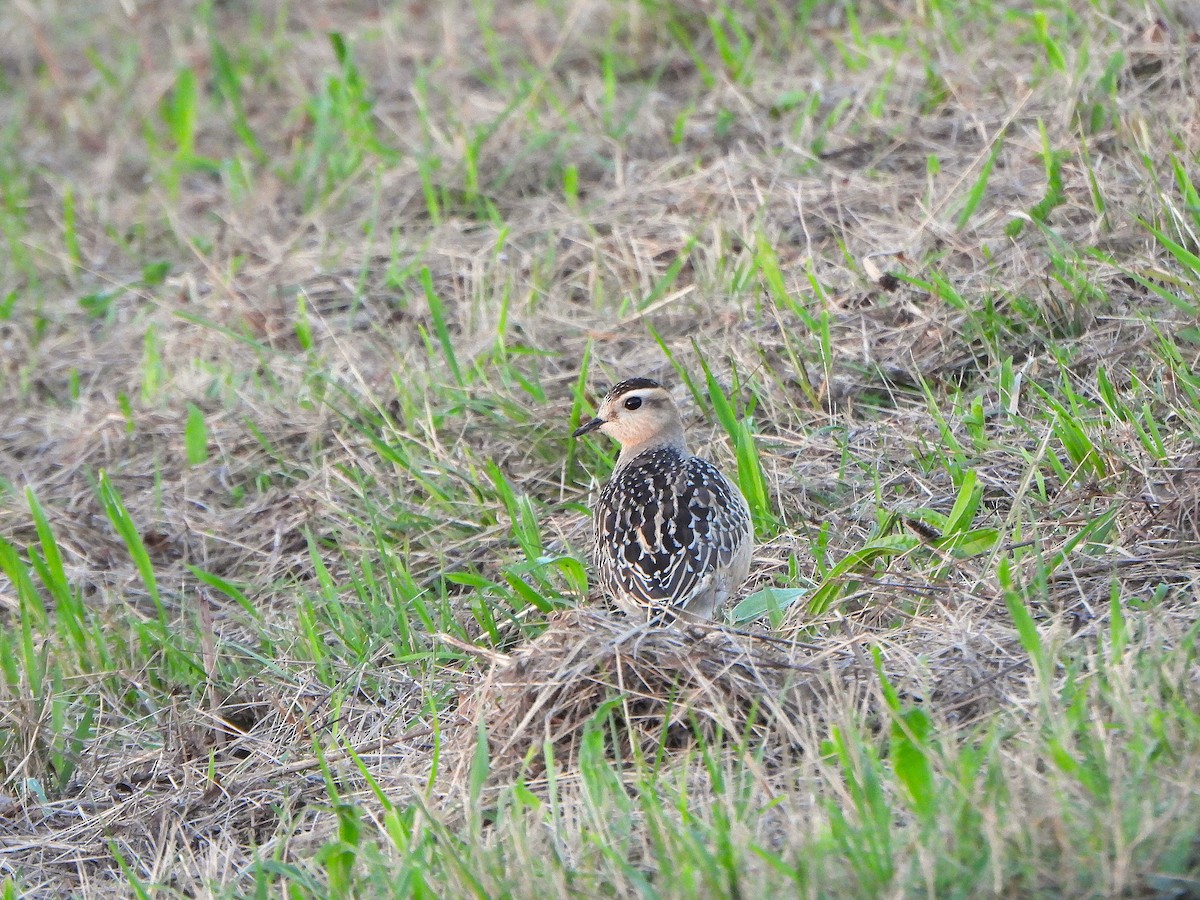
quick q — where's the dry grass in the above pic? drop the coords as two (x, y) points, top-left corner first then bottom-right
(450, 610), (871, 783)
(1, 0), (1199, 895)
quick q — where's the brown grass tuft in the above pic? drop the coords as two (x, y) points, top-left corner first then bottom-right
(450, 609), (876, 786)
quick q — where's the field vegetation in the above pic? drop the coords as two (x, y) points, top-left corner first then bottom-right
(1, 0), (1199, 895)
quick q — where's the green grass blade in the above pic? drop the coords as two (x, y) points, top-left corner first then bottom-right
(96, 471), (163, 620)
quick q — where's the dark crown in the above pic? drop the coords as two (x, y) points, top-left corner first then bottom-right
(605, 377), (663, 400)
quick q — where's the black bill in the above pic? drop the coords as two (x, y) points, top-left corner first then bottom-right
(572, 416), (604, 437)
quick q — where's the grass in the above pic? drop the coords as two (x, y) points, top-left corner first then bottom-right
(1, 0), (1199, 895)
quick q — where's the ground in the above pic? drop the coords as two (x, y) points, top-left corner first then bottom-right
(1, 0), (1199, 896)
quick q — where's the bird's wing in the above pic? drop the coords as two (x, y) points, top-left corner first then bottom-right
(596, 454), (750, 610)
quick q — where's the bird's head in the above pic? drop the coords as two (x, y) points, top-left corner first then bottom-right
(572, 378), (685, 451)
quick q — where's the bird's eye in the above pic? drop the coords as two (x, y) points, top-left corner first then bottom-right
(623, 396), (642, 411)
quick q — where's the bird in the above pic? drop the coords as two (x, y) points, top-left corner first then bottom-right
(572, 377), (753, 623)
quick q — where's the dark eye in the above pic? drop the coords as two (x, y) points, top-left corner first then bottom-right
(623, 396), (642, 411)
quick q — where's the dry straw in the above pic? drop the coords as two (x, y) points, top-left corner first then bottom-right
(446, 608), (880, 790)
